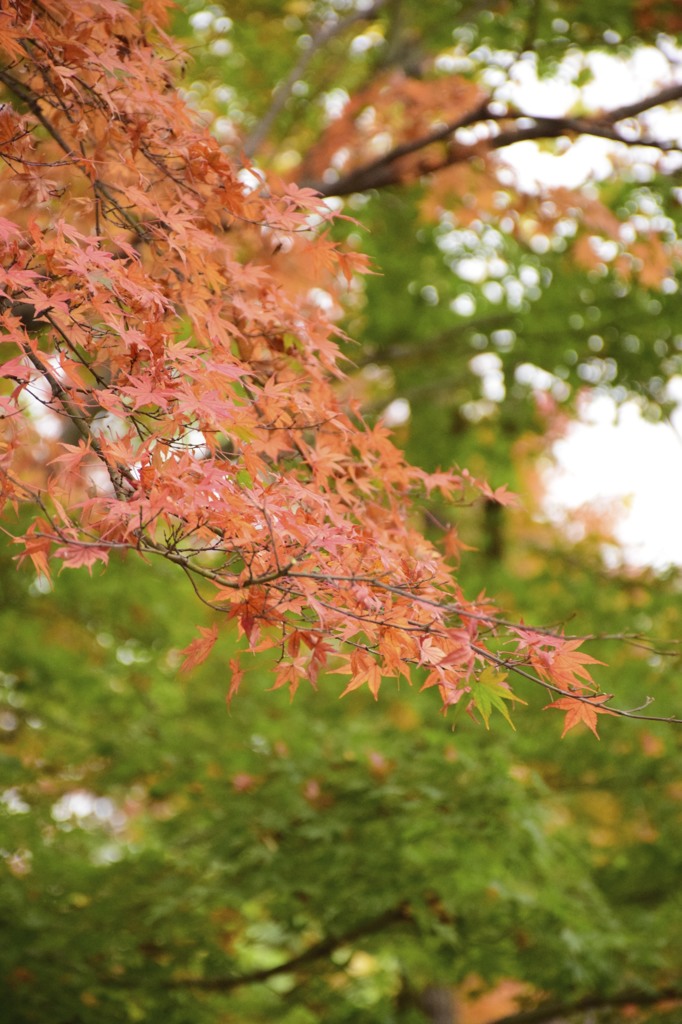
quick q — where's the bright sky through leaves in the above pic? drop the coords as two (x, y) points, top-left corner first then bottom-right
(546, 393), (682, 568)
(492, 45), (682, 567)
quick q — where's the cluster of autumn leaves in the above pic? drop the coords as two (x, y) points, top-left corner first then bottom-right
(0, 0), (620, 735)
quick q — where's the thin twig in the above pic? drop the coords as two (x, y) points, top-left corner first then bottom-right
(471, 644), (682, 725)
(165, 904), (410, 991)
(243, 1), (388, 157)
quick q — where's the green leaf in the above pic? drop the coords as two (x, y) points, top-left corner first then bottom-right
(470, 667), (527, 730)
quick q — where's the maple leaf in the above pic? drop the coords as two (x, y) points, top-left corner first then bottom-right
(515, 632), (605, 692)
(541, 640), (605, 692)
(340, 649), (384, 700)
(0, 0), (652, 737)
(479, 482), (521, 508)
(442, 525), (475, 564)
(226, 657), (244, 705)
(544, 693), (616, 739)
(48, 441), (94, 481)
(54, 544), (110, 573)
(15, 519), (53, 580)
(269, 653), (310, 700)
(470, 667), (527, 730)
(180, 624), (219, 673)
(0, 216), (21, 242)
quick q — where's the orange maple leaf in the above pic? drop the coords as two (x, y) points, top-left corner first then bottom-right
(540, 638), (605, 691)
(226, 657), (244, 705)
(544, 693), (615, 739)
(517, 633), (605, 692)
(180, 623), (219, 673)
(16, 519), (53, 580)
(340, 649), (383, 700)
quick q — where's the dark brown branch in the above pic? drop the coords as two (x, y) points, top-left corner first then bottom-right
(0, 67), (76, 158)
(165, 904), (410, 992)
(17, 342), (136, 499)
(489, 985), (682, 1024)
(306, 97), (491, 195)
(490, 116), (681, 152)
(603, 83), (682, 124)
(19, 345), (94, 441)
(308, 83), (682, 197)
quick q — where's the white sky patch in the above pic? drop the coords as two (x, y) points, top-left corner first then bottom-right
(237, 167), (265, 192)
(321, 87), (350, 122)
(486, 47), (682, 568)
(19, 356), (68, 440)
(500, 56), (579, 116)
(470, 352), (505, 401)
(498, 46), (682, 191)
(544, 395), (682, 568)
(450, 293), (475, 316)
(382, 397), (411, 427)
(502, 136), (617, 190)
(307, 286), (335, 311)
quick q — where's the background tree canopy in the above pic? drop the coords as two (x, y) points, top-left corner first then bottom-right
(1, 1), (682, 1023)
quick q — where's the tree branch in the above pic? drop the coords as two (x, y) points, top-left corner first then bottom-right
(470, 643), (682, 725)
(489, 986), (682, 1024)
(0, 66), (154, 240)
(164, 904), (411, 992)
(603, 82), (682, 124)
(243, 1), (388, 158)
(307, 83), (682, 197)
(305, 97), (491, 195)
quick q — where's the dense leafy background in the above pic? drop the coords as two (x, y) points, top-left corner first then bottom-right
(2, 529), (681, 1023)
(2, 1), (682, 1022)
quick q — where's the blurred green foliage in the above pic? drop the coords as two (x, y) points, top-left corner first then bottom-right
(3, 1), (682, 1022)
(1, 509), (681, 1020)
